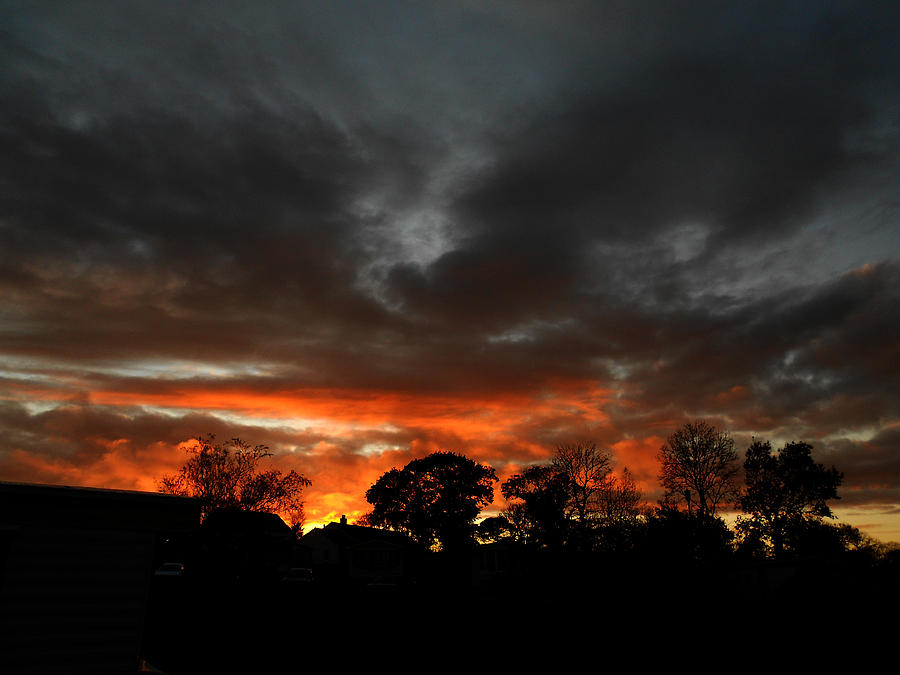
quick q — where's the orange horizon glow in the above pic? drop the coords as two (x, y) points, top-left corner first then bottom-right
(3, 374), (899, 544)
(0, 377), (662, 532)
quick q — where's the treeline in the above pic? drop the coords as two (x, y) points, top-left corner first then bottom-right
(151, 424), (897, 650)
(157, 424), (895, 564)
(361, 420), (893, 564)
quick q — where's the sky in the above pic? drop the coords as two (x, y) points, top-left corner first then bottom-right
(1, 1), (898, 540)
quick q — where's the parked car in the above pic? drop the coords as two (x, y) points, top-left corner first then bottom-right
(280, 567), (314, 584)
(154, 562), (185, 577)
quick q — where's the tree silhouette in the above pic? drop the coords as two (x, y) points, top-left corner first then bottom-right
(657, 421), (738, 519)
(640, 504), (735, 564)
(502, 443), (631, 550)
(501, 464), (571, 549)
(158, 434), (310, 523)
(363, 451), (497, 552)
(475, 515), (513, 544)
(594, 468), (643, 528)
(553, 442), (613, 526)
(738, 440), (843, 559)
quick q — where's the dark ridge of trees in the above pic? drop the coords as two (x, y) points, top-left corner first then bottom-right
(147, 429), (893, 582)
(480, 427), (877, 569)
(131, 429), (896, 669)
(153, 426), (872, 566)
(158, 434), (310, 527)
(17, 427), (890, 673)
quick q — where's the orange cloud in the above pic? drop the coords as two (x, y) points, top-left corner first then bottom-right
(1, 377), (627, 530)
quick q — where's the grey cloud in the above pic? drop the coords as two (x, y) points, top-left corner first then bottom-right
(0, 1), (897, 520)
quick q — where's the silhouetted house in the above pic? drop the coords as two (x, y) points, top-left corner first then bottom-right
(196, 509), (294, 582)
(728, 556), (830, 600)
(0, 481), (200, 674)
(297, 516), (415, 584)
(473, 540), (521, 586)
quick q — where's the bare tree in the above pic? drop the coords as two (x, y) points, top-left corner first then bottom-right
(657, 421), (738, 519)
(502, 442), (620, 550)
(159, 434), (310, 522)
(593, 468), (643, 527)
(552, 442), (614, 525)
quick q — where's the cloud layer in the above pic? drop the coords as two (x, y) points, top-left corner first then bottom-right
(1, 1), (898, 537)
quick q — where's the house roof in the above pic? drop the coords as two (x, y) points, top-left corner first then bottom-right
(200, 509), (292, 536)
(302, 521), (413, 549)
(0, 481), (200, 532)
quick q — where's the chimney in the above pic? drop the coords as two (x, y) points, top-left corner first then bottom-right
(340, 514), (347, 525)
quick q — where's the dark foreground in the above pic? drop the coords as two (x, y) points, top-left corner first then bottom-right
(143, 556), (897, 673)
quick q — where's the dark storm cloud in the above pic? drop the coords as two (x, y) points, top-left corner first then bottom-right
(1, 2), (433, 361)
(0, 2), (898, 529)
(804, 427), (900, 507)
(594, 262), (900, 434)
(3, 1), (895, 344)
(384, 25), (897, 361)
(428, 1), (896, 310)
(0, 89), (408, 363)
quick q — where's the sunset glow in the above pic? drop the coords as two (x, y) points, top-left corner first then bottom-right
(1, 2), (898, 541)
